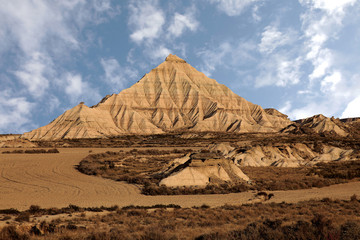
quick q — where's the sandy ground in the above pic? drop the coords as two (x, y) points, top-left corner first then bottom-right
(0, 148), (359, 211)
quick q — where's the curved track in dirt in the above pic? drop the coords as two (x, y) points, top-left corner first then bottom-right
(1, 148), (359, 210)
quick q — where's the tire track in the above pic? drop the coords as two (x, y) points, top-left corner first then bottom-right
(1, 167), (51, 191)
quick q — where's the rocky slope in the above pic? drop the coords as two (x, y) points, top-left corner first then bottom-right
(209, 142), (358, 167)
(22, 54), (291, 140)
(282, 114), (354, 137)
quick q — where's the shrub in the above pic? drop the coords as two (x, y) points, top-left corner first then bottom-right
(0, 226), (29, 240)
(15, 212), (30, 222)
(0, 208), (20, 214)
(341, 221), (360, 240)
(47, 148), (59, 153)
(28, 205), (42, 214)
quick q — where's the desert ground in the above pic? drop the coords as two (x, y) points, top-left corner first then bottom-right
(1, 147), (360, 211)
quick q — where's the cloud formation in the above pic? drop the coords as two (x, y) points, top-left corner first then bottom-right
(259, 26), (295, 54)
(283, 0), (359, 119)
(101, 58), (138, 91)
(128, 0), (165, 44)
(0, 0), (118, 132)
(0, 90), (33, 133)
(209, 0), (259, 16)
(168, 8), (199, 38)
(64, 73), (101, 104)
(342, 96), (360, 118)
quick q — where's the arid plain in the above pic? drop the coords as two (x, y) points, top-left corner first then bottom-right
(1, 55), (359, 239)
(1, 147), (360, 211)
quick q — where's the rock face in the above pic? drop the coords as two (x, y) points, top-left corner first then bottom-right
(23, 54), (291, 140)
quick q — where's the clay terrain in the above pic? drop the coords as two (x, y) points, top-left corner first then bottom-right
(1, 55), (360, 239)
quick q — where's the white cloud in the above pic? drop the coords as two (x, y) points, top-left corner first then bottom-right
(14, 52), (53, 98)
(209, 0), (259, 16)
(256, 55), (303, 87)
(281, 0), (360, 119)
(64, 73), (101, 104)
(300, 0), (356, 82)
(279, 101), (292, 116)
(289, 102), (327, 119)
(48, 96), (61, 113)
(0, 0), (118, 98)
(101, 58), (138, 90)
(299, 0), (357, 14)
(197, 41), (256, 77)
(259, 26), (295, 54)
(0, 90), (34, 133)
(0, 1), (82, 56)
(128, 0), (165, 44)
(320, 71), (342, 93)
(65, 74), (84, 98)
(0, 0), (118, 131)
(168, 10), (199, 38)
(147, 46), (172, 61)
(308, 49), (332, 81)
(252, 4), (261, 22)
(341, 96), (360, 118)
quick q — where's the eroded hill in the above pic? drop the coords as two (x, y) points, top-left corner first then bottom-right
(22, 54), (291, 140)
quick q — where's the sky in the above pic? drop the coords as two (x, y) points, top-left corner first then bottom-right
(1, 0), (360, 134)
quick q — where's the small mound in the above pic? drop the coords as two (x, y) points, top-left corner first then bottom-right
(159, 153), (249, 187)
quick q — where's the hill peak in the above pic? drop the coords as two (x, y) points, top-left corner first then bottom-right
(165, 54), (186, 63)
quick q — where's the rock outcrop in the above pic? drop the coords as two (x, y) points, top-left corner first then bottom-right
(159, 153), (250, 187)
(22, 54), (291, 140)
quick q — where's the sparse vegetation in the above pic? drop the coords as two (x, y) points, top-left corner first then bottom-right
(0, 198), (360, 239)
(2, 149), (59, 154)
(308, 160), (360, 180)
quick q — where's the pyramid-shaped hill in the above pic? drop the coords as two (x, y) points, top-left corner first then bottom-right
(22, 54), (292, 140)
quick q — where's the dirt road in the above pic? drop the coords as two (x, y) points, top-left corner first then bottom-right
(0, 148), (359, 210)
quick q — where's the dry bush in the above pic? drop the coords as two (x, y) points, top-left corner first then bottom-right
(0, 226), (29, 240)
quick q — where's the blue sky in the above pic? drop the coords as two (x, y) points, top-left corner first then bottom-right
(1, 0), (360, 134)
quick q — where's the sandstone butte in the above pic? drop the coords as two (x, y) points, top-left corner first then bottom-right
(22, 54), (294, 140)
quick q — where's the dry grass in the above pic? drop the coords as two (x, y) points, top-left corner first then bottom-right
(1, 197), (360, 239)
